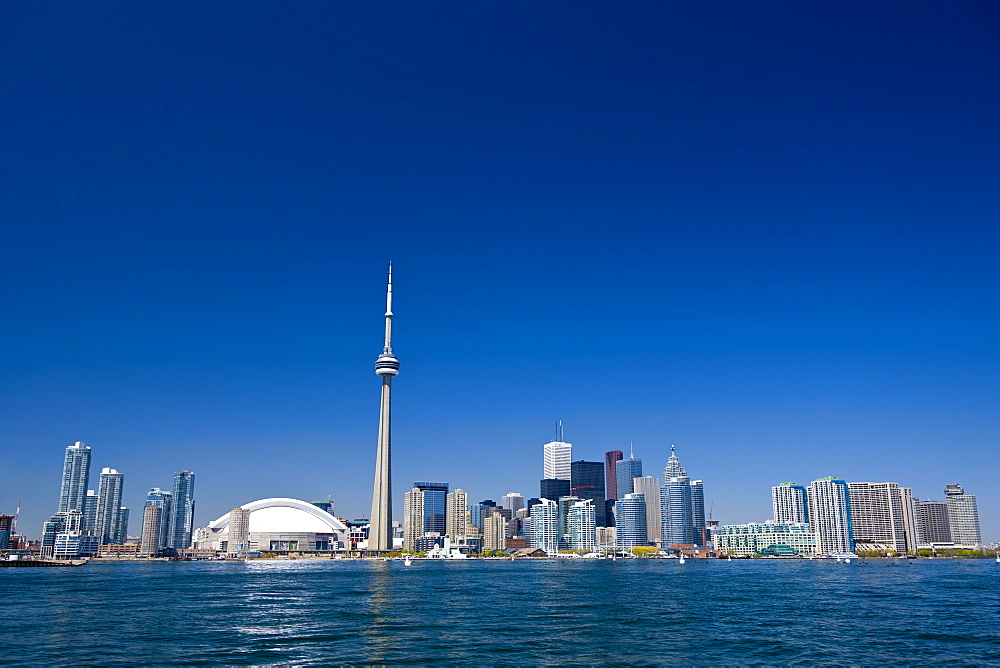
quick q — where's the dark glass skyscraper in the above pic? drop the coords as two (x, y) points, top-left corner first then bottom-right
(571, 461), (609, 527)
(604, 450), (623, 500)
(414, 481), (448, 535)
(58, 442), (91, 513)
(168, 471), (196, 549)
(615, 456), (643, 500)
(540, 478), (571, 502)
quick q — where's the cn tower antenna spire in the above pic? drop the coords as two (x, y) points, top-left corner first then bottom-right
(383, 262), (394, 354)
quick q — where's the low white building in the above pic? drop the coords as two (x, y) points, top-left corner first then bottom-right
(194, 498), (349, 553)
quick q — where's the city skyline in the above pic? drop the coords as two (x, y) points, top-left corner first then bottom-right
(2, 3), (997, 541)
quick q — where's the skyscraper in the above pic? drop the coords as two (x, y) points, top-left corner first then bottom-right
(167, 471), (196, 550)
(82, 489), (98, 532)
(414, 481), (448, 535)
(772, 483), (809, 524)
(115, 506), (129, 544)
(140, 505), (163, 556)
(571, 460), (609, 527)
(470, 499), (496, 531)
(540, 478), (571, 502)
(660, 445), (694, 546)
(501, 492), (525, 515)
(483, 510), (507, 551)
(615, 453), (643, 500)
(228, 507), (251, 556)
(530, 498), (559, 555)
(369, 264), (399, 552)
(847, 482), (915, 553)
(944, 484), (982, 546)
(145, 488), (173, 549)
(614, 493), (648, 551)
(566, 499), (595, 551)
(915, 499), (951, 543)
(690, 480), (706, 545)
(58, 441), (92, 513)
(543, 422), (571, 481)
(96, 467), (124, 545)
(604, 450), (624, 500)
(632, 476), (662, 546)
(446, 489), (468, 539)
(403, 487), (424, 552)
(807, 477), (854, 554)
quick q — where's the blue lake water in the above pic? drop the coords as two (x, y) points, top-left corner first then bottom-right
(2, 558), (999, 665)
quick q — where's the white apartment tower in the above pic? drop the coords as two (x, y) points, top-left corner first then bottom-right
(807, 477), (854, 555)
(402, 487), (424, 552)
(772, 483), (809, 525)
(542, 421), (572, 481)
(846, 482), (916, 553)
(445, 489), (468, 539)
(944, 484), (982, 546)
(483, 510), (507, 551)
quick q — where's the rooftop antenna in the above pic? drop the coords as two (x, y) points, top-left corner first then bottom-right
(629, 441), (634, 459)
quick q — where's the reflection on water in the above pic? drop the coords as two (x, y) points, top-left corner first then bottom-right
(361, 560), (395, 663)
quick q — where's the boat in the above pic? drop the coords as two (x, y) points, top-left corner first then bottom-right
(1, 556), (89, 567)
(403, 555), (412, 566)
(678, 554), (686, 564)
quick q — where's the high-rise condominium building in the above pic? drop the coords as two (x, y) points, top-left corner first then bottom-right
(82, 490), (98, 532)
(807, 477), (854, 554)
(403, 487), (424, 552)
(483, 510), (507, 551)
(566, 499), (595, 551)
(847, 482), (917, 553)
(944, 484), (982, 546)
(713, 522), (817, 557)
(915, 499), (951, 543)
(414, 482), (448, 535)
(228, 507), (251, 555)
(571, 461), (609, 527)
(115, 507), (129, 544)
(632, 476), (662, 546)
(615, 493), (648, 550)
(530, 498), (559, 555)
(140, 505), (163, 556)
(168, 471), (196, 550)
(660, 446), (705, 546)
(145, 488), (173, 550)
(59, 442), (92, 513)
(615, 456), (643, 500)
(543, 440), (572, 481)
(470, 500), (496, 530)
(772, 483), (809, 524)
(96, 467), (125, 545)
(446, 489), (468, 539)
(604, 450), (624, 500)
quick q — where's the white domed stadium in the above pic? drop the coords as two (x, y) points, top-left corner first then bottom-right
(193, 498), (349, 553)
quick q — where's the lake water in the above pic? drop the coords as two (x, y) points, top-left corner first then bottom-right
(2, 558), (999, 665)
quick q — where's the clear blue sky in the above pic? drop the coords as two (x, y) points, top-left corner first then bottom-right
(2, 1), (997, 541)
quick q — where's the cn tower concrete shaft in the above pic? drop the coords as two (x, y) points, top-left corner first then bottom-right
(369, 264), (399, 552)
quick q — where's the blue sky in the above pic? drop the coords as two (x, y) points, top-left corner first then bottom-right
(1, 1), (997, 541)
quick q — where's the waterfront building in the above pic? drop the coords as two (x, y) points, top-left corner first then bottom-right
(115, 506), (129, 544)
(714, 522), (817, 557)
(557, 496), (582, 546)
(96, 467), (125, 545)
(847, 482), (915, 553)
(772, 483), (809, 525)
(566, 499), (595, 551)
(0, 515), (12, 550)
(193, 498), (349, 552)
(40, 511), (84, 557)
(660, 446), (694, 546)
(807, 477), (854, 554)
(915, 499), (951, 543)
(571, 460), (609, 527)
(403, 487), (424, 552)
(145, 488), (173, 549)
(595, 526), (616, 550)
(614, 492), (648, 551)
(540, 478), (571, 502)
(543, 426), (572, 481)
(446, 489), (469, 539)
(632, 476), (662, 546)
(369, 264), (399, 552)
(604, 450), (624, 500)
(167, 471), (196, 549)
(58, 441), (92, 513)
(140, 505), (163, 556)
(53, 532), (100, 558)
(530, 498), (559, 555)
(228, 507), (251, 555)
(615, 454), (643, 500)
(82, 490), (98, 532)
(483, 510), (507, 551)
(944, 484), (982, 546)
(691, 480), (706, 544)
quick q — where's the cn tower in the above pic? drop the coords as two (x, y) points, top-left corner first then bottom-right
(368, 263), (399, 552)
